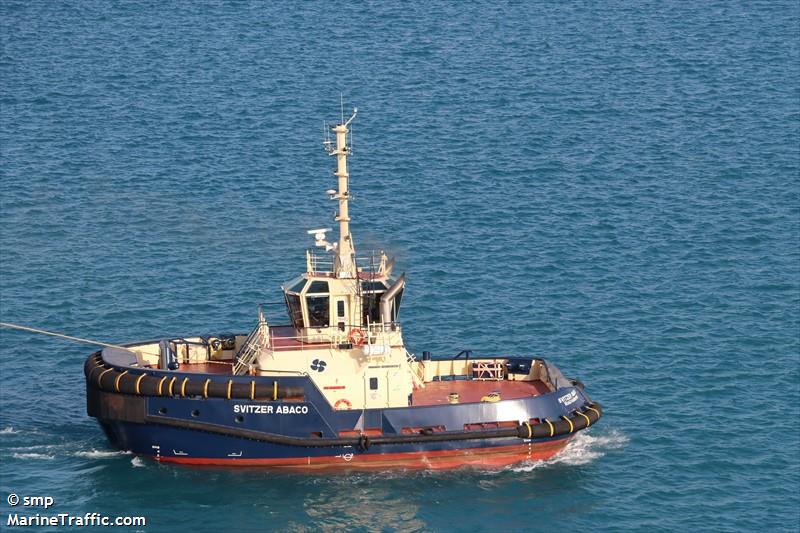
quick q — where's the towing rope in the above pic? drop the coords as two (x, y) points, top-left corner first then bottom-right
(0, 322), (159, 357)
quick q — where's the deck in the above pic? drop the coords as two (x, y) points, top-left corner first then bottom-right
(145, 358), (552, 407)
(411, 379), (551, 406)
(162, 361), (234, 374)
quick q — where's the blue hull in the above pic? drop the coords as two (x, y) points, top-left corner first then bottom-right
(100, 419), (573, 468)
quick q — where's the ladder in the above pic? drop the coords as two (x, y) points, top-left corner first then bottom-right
(232, 314), (269, 376)
(405, 349), (425, 389)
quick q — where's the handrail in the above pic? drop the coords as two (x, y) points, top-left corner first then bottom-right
(266, 324), (403, 353)
(232, 312), (269, 375)
(306, 250), (390, 275)
(405, 349), (425, 389)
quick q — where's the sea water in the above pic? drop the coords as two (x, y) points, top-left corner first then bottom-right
(1, 2), (798, 531)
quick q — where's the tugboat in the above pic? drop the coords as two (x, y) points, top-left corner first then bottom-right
(81, 108), (602, 469)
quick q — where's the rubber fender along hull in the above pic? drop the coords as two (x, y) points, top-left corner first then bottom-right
(84, 351), (303, 400)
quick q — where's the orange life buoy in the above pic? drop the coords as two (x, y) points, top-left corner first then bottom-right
(334, 398), (352, 410)
(348, 328), (366, 346)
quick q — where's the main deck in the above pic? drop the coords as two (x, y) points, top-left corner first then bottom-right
(411, 379), (550, 406)
(153, 358), (551, 408)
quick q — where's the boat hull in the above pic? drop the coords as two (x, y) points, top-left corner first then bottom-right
(100, 419), (571, 470)
(86, 349), (601, 470)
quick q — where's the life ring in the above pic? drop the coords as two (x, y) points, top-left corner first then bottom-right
(348, 328), (366, 346)
(334, 398), (352, 410)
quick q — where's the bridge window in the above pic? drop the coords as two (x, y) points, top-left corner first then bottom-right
(361, 281), (386, 325)
(391, 288), (403, 320)
(306, 296), (329, 327)
(305, 280), (330, 328)
(362, 293), (381, 324)
(286, 294), (304, 328)
(360, 280), (403, 324)
(306, 280), (329, 294)
(288, 278), (307, 293)
(361, 281), (387, 292)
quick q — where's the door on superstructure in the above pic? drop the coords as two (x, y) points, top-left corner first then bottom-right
(335, 298), (348, 331)
(363, 370), (389, 409)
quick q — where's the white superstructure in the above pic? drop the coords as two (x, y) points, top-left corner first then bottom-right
(235, 108), (421, 411)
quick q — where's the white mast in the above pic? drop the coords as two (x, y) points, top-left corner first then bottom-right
(325, 107), (358, 278)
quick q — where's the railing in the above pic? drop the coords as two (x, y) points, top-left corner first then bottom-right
(306, 249), (388, 275)
(306, 250), (335, 274)
(232, 306), (270, 375)
(268, 329), (337, 352)
(405, 349), (425, 389)
(364, 321), (403, 334)
(266, 322), (403, 353)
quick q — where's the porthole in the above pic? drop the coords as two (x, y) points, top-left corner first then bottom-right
(235, 415), (244, 423)
(191, 410), (200, 418)
(158, 407), (168, 415)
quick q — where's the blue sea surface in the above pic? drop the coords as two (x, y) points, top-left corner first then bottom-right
(1, 1), (798, 531)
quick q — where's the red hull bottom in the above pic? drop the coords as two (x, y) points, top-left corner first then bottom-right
(154, 438), (572, 470)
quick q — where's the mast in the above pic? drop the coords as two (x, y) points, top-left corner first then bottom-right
(325, 107), (358, 278)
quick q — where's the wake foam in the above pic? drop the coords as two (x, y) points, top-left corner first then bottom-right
(131, 456), (145, 468)
(74, 449), (131, 459)
(12, 452), (55, 460)
(510, 429), (628, 472)
(0, 427), (20, 435)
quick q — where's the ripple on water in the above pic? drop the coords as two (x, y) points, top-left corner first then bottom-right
(1, 1), (798, 532)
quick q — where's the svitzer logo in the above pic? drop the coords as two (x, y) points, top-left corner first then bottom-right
(558, 390), (578, 406)
(233, 404), (309, 415)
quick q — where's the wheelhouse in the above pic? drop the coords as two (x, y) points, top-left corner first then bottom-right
(281, 274), (403, 332)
